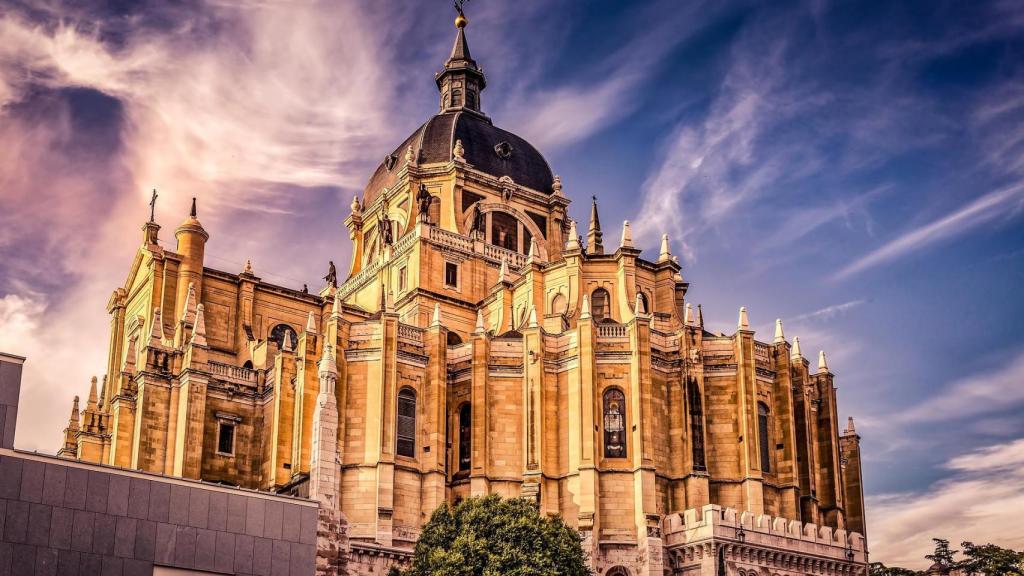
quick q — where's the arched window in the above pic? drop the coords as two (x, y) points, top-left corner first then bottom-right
(446, 332), (463, 346)
(458, 403), (471, 472)
(452, 88), (463, 107)
(397, 388), (417, 458)
(550, 293), (567, 316)
(603, 388), (626, 458)
(242, 360), (254, 370)
(591, 288), (611, 322)
(269, 324), (297, 350)
(758, 401), (771, 473)
(606, 566), (630, 576)
(466, 90), (476, 110)
(490, 211), (519, 252)
(688, 378), (706, 471)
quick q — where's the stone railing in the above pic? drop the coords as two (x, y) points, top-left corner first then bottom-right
(483, 243), (527, 269)
(429, 226), (474, 251)
(397, 323), (425, 347)
(596, 323), (629, 339)
(208, 361), (258, 384)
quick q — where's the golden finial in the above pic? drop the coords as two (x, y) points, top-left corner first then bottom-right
(454, 0), (469, 28)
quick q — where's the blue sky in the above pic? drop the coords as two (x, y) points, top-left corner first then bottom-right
(1, 0), (1023, 568)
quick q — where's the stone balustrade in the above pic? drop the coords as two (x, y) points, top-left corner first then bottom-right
(596, 323), (629, 339)
(208, 360), (259, 384)
(397, 323), (425, 346)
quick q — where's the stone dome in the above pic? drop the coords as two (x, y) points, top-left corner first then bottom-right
(361, 111), (555, 208)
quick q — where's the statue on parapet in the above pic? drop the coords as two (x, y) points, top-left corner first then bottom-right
(417, 183), (432, 223)
(324, 261), (337, 288)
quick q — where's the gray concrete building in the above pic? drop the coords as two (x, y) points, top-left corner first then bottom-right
(0, 351), (320, 576)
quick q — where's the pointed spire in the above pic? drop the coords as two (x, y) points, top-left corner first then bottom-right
(306, 311), (317, 334)
(431, 302), (442, 327)
(818, 350), (829, 373)
(738, 307), (749, 329)
(620, 220), (633, 249)
(697, 304), (704, 328)
(124, 334), (138, 373)
(87, 376), (99, 410)
(658, 234), (672, 263)
(437, 10), (486, 113)
(580, 294), (592, 320)
(98, 375), (108, 409)
(498, 259), (510, 284)
(845, 416), (856, 435)
(180, 282), (197, 324)
(385, 290), (395, 313)
(634, 293), (646, 316)
(774, 319), (785, 343)
(192, 304), (208, 347)
(150, 307), (164, 343)
(528, 304), (538, 329)
(791, 336), (802, 359)
(587, 196), (604, 255)
(449, 12), (473, 62)
(474, 309), (486, 334)
(332, 290), (342, 316)
(685, 303), (695, 325)
(69, 396), (80, 427)
(190, 197), (197, 219)
(526, 237), (539, 265)
(565, 220), (580, 251)
(318, 344), (338, 377)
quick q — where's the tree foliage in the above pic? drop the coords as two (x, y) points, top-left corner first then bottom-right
(396, 495), (591, 576)
(870, 537), (1024, 576)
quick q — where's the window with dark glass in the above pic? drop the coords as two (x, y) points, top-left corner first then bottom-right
(458, 403), (471, 472)
(452, 88), (462, 107)
(445, 262), (459, 288)
(688, 378), (706, 471)
(466, 90), (476, 110)
(603, 388), (626, 458)
(758, 402), (771, 473)
(490, 212), (519, 251)
(591, 288), (611, 322)
(217, 422), (235, 455)
(447, 332), (463, 346)
(638, 291), (650, 315)
(397, 388), (417, 458)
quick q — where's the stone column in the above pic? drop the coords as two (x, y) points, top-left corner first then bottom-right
(309, 345), (348, 575)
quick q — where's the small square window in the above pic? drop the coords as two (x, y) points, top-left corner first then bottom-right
(444, 262), (459, 288)
(217, 422), (235, 456)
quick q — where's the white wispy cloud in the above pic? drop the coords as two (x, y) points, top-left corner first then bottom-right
(868, 438), (1024, 569)
(902, 350), (1024, 423)
(833, 183), (1024, 281)
(791, 299), (867, 322)
(0, 1), (422, 451)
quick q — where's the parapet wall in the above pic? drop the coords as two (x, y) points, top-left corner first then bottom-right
(664, 504), (867, 564)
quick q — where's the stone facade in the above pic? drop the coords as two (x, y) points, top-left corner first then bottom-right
(56, 14), (867, 576)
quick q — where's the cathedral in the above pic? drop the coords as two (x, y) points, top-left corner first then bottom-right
(58, 12), (867, 576)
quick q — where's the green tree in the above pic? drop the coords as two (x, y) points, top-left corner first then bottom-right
(958, 541), (1024, 576)
(397, 495), (591, 576)
(926, 539), (959, 572)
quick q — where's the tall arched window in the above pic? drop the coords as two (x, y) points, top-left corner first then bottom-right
(688, 378), (706, 471)
(758, 401), (771, 473)
(603, 388), (626, 458)
(452, 88), (463, 107)
(397, 388), (417, 458)
(591, 288), (611, 322)
(447, 332), (463, 346)
(466, 90), (476, 110)
(458, 403), (471, 472)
